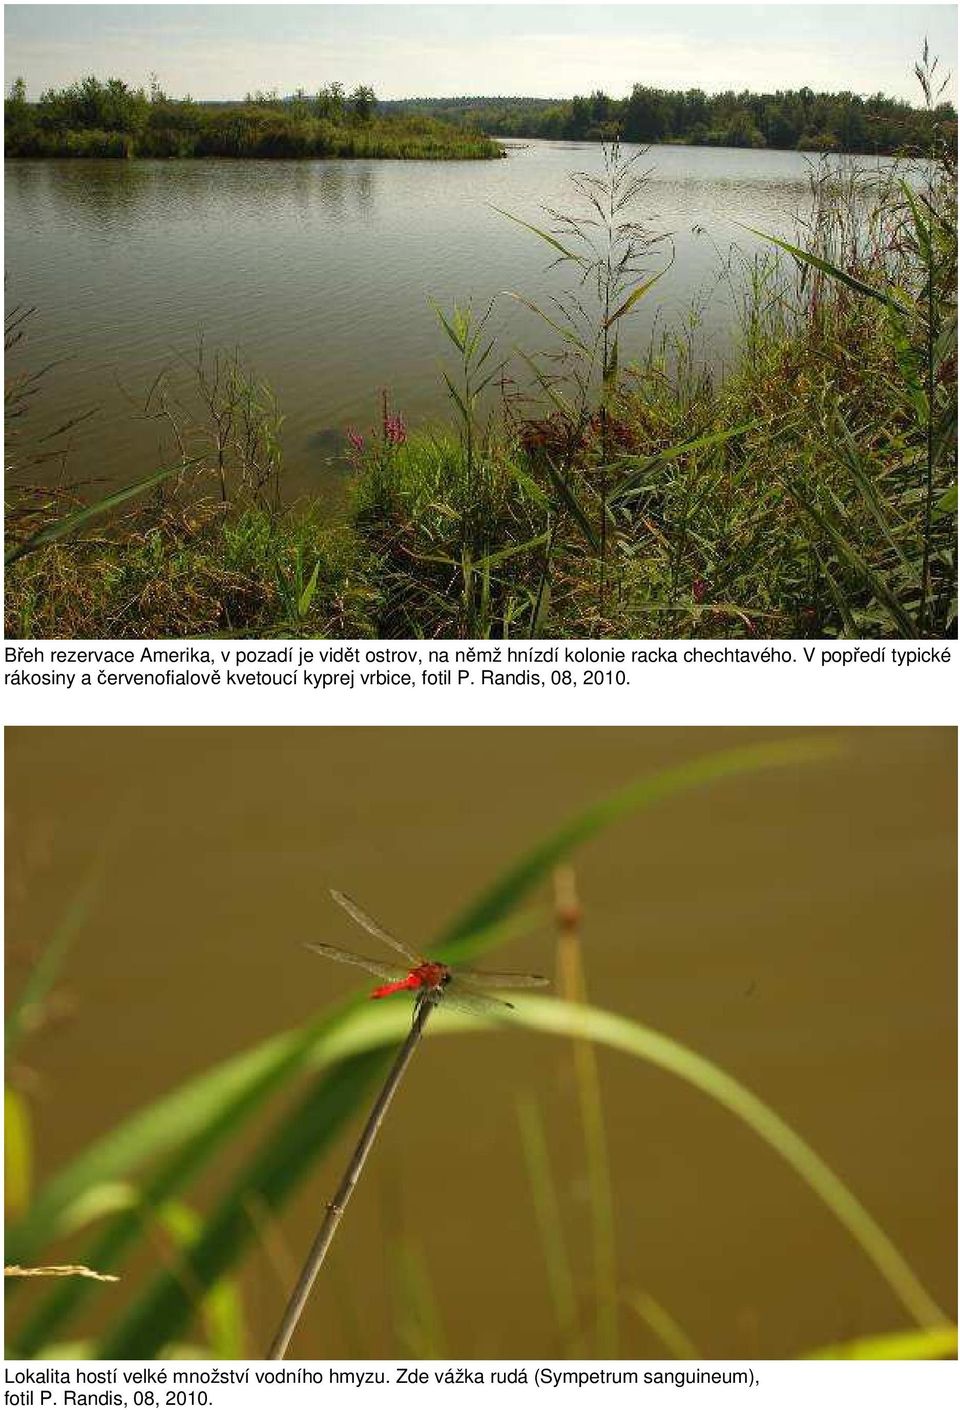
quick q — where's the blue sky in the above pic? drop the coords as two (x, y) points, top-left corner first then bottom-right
(5, 3), (957, 102)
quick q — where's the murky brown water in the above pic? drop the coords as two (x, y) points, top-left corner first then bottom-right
(5, 727), (956, 1358)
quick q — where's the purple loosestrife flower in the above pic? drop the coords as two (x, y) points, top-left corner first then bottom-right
(384, 412), (406, 447)
(346, 428), (365, 453)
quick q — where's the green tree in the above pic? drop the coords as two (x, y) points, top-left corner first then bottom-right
(565, 94), (591, 139)
(350, 85), (376, 123)
(314, 83), (346, 122)
(623, 85), (666, 142)
(724, 108), (766, 147)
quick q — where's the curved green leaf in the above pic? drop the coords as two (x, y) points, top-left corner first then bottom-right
(100, 992), (943, 1358)
(603, 268), (669, 328)
(490, 206), (584, 266)
(739, 225), (913, 318)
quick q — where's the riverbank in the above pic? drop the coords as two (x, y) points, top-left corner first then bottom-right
(5, 131), (956, 641)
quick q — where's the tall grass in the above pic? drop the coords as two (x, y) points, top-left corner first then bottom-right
(344, 133), (954, 638)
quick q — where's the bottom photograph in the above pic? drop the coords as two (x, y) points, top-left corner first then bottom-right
(4, 727), (956, 1361)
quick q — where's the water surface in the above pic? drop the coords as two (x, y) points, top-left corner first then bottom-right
(5, 143), (893, 499)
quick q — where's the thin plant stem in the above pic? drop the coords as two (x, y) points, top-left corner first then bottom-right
(553, 866), (618, 1357)
(267, 993), (437, 1359)
(920, 204), (935, 635)
(516, 1092), (583, 1355)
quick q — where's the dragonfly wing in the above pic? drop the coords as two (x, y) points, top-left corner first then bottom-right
(330, 890), (421, 964)
(453, 968), (550, 989)
(305, 943), (408, 985)
(441, 984), (515, 1018)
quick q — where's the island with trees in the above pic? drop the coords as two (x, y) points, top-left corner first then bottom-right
(3, 76), (502, 160)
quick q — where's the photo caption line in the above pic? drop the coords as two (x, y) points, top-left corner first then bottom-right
(3, 643), (951, 694)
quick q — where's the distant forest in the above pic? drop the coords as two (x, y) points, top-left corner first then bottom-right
(381, 85), (957, 153)
(6, 74), (955, 160)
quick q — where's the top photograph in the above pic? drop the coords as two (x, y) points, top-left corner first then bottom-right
(4, 2), (957, 641)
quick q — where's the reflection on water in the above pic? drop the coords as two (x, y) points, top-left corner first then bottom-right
(5, 143), (892, 498)
(5, 728), (955, 1358)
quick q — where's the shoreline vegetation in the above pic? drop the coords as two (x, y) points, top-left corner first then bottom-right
(2, 77), (502, 161)
(385, 86), (957, 156)
(4, 72), (956, 162)
(5, 56), (957, 641)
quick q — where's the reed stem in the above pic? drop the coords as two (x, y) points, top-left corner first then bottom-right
(267, 993), (437, 1359)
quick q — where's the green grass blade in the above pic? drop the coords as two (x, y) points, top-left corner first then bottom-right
(804, 1324), (957, 1360)
(788, 479), (918, 637)
(5, 1004), (355, 1266)
(4, 457), (203, 567)
(626, 1290), (699, 1359)
(540, 455), (601, 553)
(740, 225), (912, 318)
(603, 268), (669, 328)
(474, 532), (550, 573)
(440, 369), (470, 425)
(430, 300), (468, 355)
(501, 291), (590, 354)
(507, 997), (945, 1331)
(608, 423), (756, 505)
(829, 411), (918, 580)
(201, 1275), (246, 1360)
(490, 206), (584, 266)
(5, 822), (123, 1055)
(96, 1048), (388, 1358)
(297, 559), (322, 619)
(5, 1087), (33, 1220)
(7, 1002), (368, 1350)
(932, 483), (957, 520)
(516, 1093), (579, 1350)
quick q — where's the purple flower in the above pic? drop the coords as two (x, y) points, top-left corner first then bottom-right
(346, 428), (365, 453)
(384, 412), (406, 447)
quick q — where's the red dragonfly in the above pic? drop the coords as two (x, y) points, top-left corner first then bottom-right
(307, 890), (549, 1017)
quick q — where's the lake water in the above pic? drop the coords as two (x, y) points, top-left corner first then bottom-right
(5, 727), (955, 1357)
(5, 142), (892, 499)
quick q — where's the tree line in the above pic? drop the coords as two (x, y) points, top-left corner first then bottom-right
(3, 76), (498, 160)
(382, 84), (957, 153)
